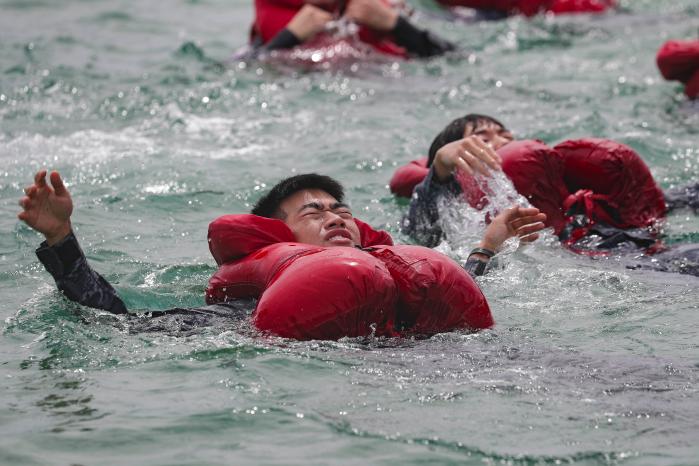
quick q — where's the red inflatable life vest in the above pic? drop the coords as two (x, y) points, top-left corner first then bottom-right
(498, 140), (570, 234)
(554, 139), (666, 229)
(252, 0), (408, 58)
(389, 138), (666, 236)
(389, 157), (429, 198)
(434, 0), (614, 16)
(656, 40), (699, 99)
(206, 214), (493, 340)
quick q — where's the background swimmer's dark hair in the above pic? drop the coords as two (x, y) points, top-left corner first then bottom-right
(252, 174), (345, 219)
(427, 114), (507, 167)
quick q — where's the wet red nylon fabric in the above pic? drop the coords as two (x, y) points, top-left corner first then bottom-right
(656, 40), (699, 83)
(206, 242), (319, 303)
(207, 214), (393, 267)
(368, 245), (493, 333)
(496, 140), (570, 234)
(253, 247), (399, 339)
(389, 157), (429, 197)
(548, 0), (614, 14)
(206, 214), (492, 339)
(253, 0), (302, 43)
(554, 138), (667, 229)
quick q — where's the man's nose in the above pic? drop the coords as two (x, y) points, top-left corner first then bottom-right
(324, 211), (346, 228)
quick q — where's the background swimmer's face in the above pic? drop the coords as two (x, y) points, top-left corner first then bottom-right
(278, 189), (361, 248)
(464, 120), (514, 151)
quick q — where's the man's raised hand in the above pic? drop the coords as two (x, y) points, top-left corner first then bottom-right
(345, 0), (399, 32)
(433, 135), (503, 182)
(18, 170), (73, 246)
(286, 4), (333, 42)
(479, 206), (547, 253)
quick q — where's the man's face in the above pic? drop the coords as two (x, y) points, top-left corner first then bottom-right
(465, 120), (514, 151)
(278, 189), (361, 248)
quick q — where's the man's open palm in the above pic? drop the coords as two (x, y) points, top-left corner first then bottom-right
(18, 170), (73, 245)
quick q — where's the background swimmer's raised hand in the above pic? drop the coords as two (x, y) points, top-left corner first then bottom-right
(345, 0), (399, 32)
(287, 5), (334, 42)
(476, 206), (547, 257)
(433, 135), (502, 182)
(18, 170), (73, 246)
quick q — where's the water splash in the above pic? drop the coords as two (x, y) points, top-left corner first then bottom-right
(437, 170), (535, 257)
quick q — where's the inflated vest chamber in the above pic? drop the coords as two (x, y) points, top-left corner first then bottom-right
(656, 40), (699, 99)
(206, 214), (493, 340)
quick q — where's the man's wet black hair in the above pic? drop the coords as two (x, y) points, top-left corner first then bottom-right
(427, 114), (507, 167)
(252, 173), (345, 219)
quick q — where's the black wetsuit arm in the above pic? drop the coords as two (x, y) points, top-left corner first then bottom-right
(402, 166), (462, 247)
(390, 16), (455, 57)
(463, 257), (488, 277)
(263, 28), (303, 51)
(34, 232), (256, 327)
(664, 182), (699, 212)
(36, 232), (128, 314)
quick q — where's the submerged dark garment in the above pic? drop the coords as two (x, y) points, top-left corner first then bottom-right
(37, 233), (128, 315)
(125, 301), (255, 334)
(626, 244), (699, 277)
(36, 233), (255, 331)
(665, 182), (699, 212)
(263, 28), (302, 51)
(403, 166), (461, 248)
(558, 219), (659, 251)
(390, 16), (455, 57)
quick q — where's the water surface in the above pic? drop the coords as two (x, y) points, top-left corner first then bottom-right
(1, 0), (699, 464)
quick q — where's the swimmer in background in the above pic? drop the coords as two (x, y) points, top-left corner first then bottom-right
(399, 114), (699, 276)
(253, 0), (455, 57)
(17, 169), (545, 321)
(401, 114), (516, 246)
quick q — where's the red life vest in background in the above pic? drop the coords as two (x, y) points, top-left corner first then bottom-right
(389, 138), (666, 236)
(656, 40), (699, 99)
(252, 0), (408, 58)
(389, 157), (429, 198)
(433, 0), (614, 16)
(554, 139), (666, 229)
(206, 214), (493, 340)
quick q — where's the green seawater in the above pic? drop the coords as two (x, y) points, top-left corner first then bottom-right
(1, 0), (699, 464)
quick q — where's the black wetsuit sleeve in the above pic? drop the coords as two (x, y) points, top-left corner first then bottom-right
(463, 257), (488, 277)
(263, 28), (303, 51)
(391, 16), (455, 58)
(402, 167), (462, 247)
(36, 232), (128, 314)
(665, 182), (699, 212)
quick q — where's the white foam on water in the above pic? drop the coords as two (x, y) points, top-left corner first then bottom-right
(2, 127), (157, 165)
(435, 170), (558, 260)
